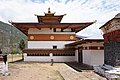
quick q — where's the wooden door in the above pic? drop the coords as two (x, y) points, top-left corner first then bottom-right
(78, 47), (83, 63)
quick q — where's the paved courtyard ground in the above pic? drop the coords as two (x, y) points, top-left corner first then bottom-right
(0, 62), (106, 80)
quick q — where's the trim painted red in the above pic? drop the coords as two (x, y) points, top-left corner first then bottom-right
(75, 46), (104, 50)
(84, 46), (104, 50)
(103, 29), (120, 43)
(28, 34), (78, 41)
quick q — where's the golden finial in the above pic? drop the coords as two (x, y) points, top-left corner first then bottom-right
(48, 7), (51, 13)
(93, 20), (97, 23)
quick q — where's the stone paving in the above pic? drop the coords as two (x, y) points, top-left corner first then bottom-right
(0, 62), (107, 80)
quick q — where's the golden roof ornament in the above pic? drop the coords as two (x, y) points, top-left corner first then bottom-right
(44, 7), (55, 15)
(48, 7), (51, 13)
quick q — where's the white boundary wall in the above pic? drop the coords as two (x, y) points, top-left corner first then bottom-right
(28, 41), (75, 49)
(83, 50), (104, 66)
(24, 53), (75, 62)
(0, 62), (8, 74)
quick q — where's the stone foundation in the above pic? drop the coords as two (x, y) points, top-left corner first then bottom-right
(104, 42), (120, 66)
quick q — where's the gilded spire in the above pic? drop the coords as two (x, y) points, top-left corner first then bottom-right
(48, 7), (51, 13)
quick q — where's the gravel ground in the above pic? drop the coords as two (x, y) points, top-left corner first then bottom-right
(0, 62), (107, 80)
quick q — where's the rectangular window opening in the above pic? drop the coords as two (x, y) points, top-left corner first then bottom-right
(53, 45), (57, 49)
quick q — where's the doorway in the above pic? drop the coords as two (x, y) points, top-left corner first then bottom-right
(78, 47), (83, 63)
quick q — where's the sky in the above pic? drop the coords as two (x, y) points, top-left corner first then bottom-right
(0, 0), (120, 39)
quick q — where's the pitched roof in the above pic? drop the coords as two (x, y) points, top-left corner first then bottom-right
(99, 13), (120, 29)
(35, 8), (65, 23)
(11, 22), (94, 35)
(65, 39), (104, 46)
(10, 8), (95, 35)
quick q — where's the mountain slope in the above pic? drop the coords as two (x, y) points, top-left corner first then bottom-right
(0, 21), (27, 49)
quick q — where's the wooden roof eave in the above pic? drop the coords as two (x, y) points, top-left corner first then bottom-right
(11, 23), (28, 35)
(11, 22), (94, 35)
(11, 23), (93, 29)
(11, 22), (94, 26)
(74, 26), (88, 33)
(65, 39), (104, 47)
(65, 40), (86, 47)
(72, 22), (94, 32)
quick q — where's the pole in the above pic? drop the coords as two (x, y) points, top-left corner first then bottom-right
(0, 29), (3, 50)
(10, 26), (13, 62)
(2, 30), (3, 51)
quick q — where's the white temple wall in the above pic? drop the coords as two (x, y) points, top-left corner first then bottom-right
(28, 41), (75, 49)
(90, 50), (104, 66)
(83, 50), (91, 65)
(83, 50), (104, 66)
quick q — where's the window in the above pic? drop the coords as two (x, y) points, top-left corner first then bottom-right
(53, 45), (57, 49)
(53, 28), (56, 32)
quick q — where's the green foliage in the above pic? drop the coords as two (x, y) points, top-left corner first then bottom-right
(11, 48), (22, 54)
(19, 39), (25, 60)
(19, 39), (25, 50)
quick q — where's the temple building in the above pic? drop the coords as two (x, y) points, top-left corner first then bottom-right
(66, 39), (104, 66)
(11, 8), (95, 62)
(99, 13), (120, 66)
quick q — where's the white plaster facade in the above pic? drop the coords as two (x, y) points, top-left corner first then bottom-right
(28, 41), (75, 49)
(28, 28), (76, 48)
(24, 28), (76, 62)
(83, 50), (104, 66)
(75, 41), (104, 66)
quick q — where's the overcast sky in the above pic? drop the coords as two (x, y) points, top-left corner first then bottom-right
(0, 0), (120, 39)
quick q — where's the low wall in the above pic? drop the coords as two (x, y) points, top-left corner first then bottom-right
(0, 62), (8, 74)
(83, 50), (104, 66)
(23, 48), (76, 62)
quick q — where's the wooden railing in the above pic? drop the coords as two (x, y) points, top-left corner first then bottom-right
(23, 48), (75, 56)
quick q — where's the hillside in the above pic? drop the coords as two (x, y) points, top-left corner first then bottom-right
(0, 21), (27, 50)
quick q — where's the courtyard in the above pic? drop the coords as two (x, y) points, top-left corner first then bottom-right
(0, 62), (106, 80)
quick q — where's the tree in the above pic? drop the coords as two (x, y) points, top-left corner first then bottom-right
(19, 39), (25, 60)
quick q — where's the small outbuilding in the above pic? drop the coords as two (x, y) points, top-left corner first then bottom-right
(99, 13), (120, 66)
(65, 39), (104, 66)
